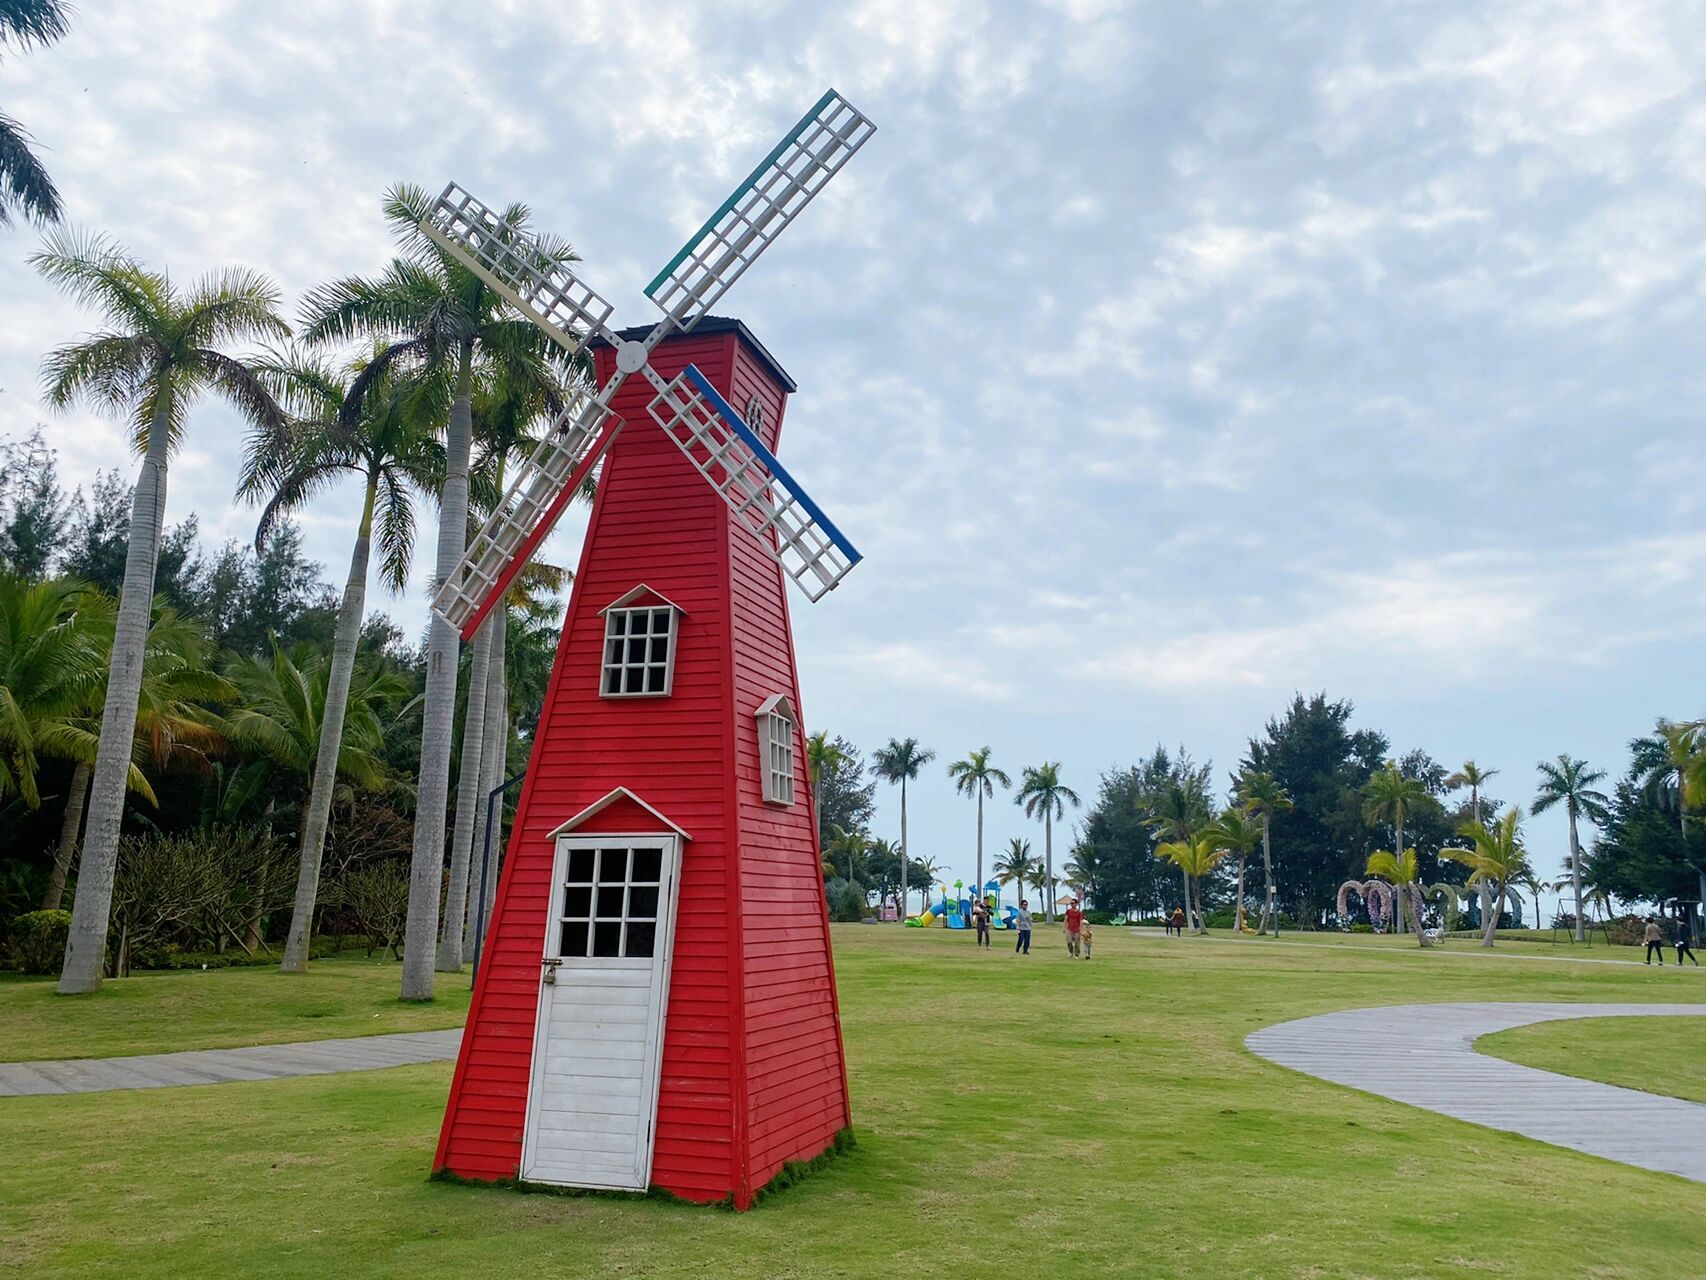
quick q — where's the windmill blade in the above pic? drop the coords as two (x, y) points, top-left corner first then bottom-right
(646, 364), (860, 602)
(422, 183), (619, 357)
(432, 387), (623, 639)
(645, 89), (875, 331)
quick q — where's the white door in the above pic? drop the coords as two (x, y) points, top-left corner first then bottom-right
(520, 834), (681, 1190)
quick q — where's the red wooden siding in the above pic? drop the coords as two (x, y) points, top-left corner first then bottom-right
(433, 323), (848, 1208)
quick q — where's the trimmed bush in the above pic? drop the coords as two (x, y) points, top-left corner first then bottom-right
(9, 910), (71, 974)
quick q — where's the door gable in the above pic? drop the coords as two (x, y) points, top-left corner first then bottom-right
(547, 786), (692, 840)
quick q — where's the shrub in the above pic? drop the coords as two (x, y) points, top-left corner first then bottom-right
(1607, 915), (1647, 947)
(826, 878), (868, 923)
(1084, 910), (1118, 926)
(1349, 923), (1374, 934)
(9, 910), (71, 974)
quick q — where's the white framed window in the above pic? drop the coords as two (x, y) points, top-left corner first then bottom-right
(599, 587), (683, 698)
(755, 694), (797, 805)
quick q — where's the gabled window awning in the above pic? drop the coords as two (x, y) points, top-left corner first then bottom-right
(545, 787), (692, 841)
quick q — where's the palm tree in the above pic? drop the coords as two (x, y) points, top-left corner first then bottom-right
(1531, 755), (1610, 944)
(0, 575), (101, 808)
(871, 737), (935, 918)
(302, 186), (574, 1000)
(1361, 762), (1436, 935)
(825, 824), (869, 886)
(241, 349), (440, 974)
(1444, 810), (1531, 947)
(1144, 774), (1210, 929)
(226, 642), (406, 844)
(1155, 834), (1227, 934)
(946, 746), (1010, 909)
(1029, 861), (1054, 917)
(44, 600), (231, 910)
(1015, 762), (1080, 922)
(1365, 847), (1430, 947)
(916, 855), (947, 900)
(0, 0), (71, 226)
(994, 838), (1036, 906)
(1235, 770), (1291, 934)
(1203, 808), (1260, 932)
(34, 231), (288, 993)
(1446, 760), (1498, 827)
(806, 730), (849, 824)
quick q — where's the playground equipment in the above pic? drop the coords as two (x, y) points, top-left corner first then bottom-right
(907, 880), (1018, 930)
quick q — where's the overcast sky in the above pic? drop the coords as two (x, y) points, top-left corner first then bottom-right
(4, 0), (1703, 910)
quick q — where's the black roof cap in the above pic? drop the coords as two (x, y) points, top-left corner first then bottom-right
(588, 315), (797, 393)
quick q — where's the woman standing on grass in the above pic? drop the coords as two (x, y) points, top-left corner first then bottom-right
(1014, 900), (1033, 955)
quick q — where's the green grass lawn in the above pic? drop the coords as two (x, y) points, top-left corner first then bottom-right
(1480, 1014), (1706, 1105)
(1, 953), (470, 1059)
(4, 926), (1705, 1279)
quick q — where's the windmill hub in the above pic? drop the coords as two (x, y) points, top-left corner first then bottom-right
(614, 339), (648, 374)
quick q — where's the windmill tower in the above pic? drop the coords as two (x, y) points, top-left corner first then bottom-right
(426, 91), (875, 1208)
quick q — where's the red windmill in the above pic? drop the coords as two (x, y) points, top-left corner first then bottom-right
(423, 91), (876, 1207)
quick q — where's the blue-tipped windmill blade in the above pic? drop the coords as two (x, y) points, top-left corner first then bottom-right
(645, 90), (876, 332)
(645, 364), (860, 601)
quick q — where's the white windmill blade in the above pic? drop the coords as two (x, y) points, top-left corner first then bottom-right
(432, 387), (622, 638)
(422, 183), (620, 358)
(645, 89), (876, 332)
(645, 364), (860, 602)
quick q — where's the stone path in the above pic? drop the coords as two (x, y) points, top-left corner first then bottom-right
(1247, 1002), (1706, 1182)
(0, 1028), (462, 1097)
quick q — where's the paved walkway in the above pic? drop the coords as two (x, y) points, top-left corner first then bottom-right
(0, 1028), (462, 1097)
(1247, 1002), (1706, 1182)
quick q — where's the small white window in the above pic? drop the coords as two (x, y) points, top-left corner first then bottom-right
(756, 695), (796, 805)
(599, 590), (680, 698)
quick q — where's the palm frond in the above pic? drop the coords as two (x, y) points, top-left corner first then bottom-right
(179, 268), (291, 349)
(196, 348), (285, 442)
(29, 227), (167, 332)
(0, 0), (71, 51)
(39, 331), (153, 414)
(0, 110), (61, 225)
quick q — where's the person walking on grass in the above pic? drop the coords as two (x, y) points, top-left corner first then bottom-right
(1064, 899), (1084, 958)
(1170, 905), (1186, 937)
(972, 895), (992, 949)
(1014, 899), (1033, 955)
(1677, 917), (1700, 967)
(1644, 916), (1666, 965)
(1081, 921), (1094, 960)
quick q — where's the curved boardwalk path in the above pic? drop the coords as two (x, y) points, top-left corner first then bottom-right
(1247, 1002), (1706, 1182)
(0, 1028), (462, 1097)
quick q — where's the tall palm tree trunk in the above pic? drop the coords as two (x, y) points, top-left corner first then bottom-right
(58, 406), (170, 994)
(1179, 864), (1191, 928)
(281, 480), (375, 973)
(464, 606), (507, 960)
(974, 790), (984, 908)
(1568, 811), (1585, 943)
(439, 613), (495, 971)
(1393, 815), (1406, 934)
(402, 346), (475, 1000)
(1257, 816), (1274, 934)
(42, 760), (91, 910)
(1234, 856), (1247, 932)
(899, 777), (909, 918)
(1481, 882), (1506, 947)
(1044, 809), (1054, 923)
